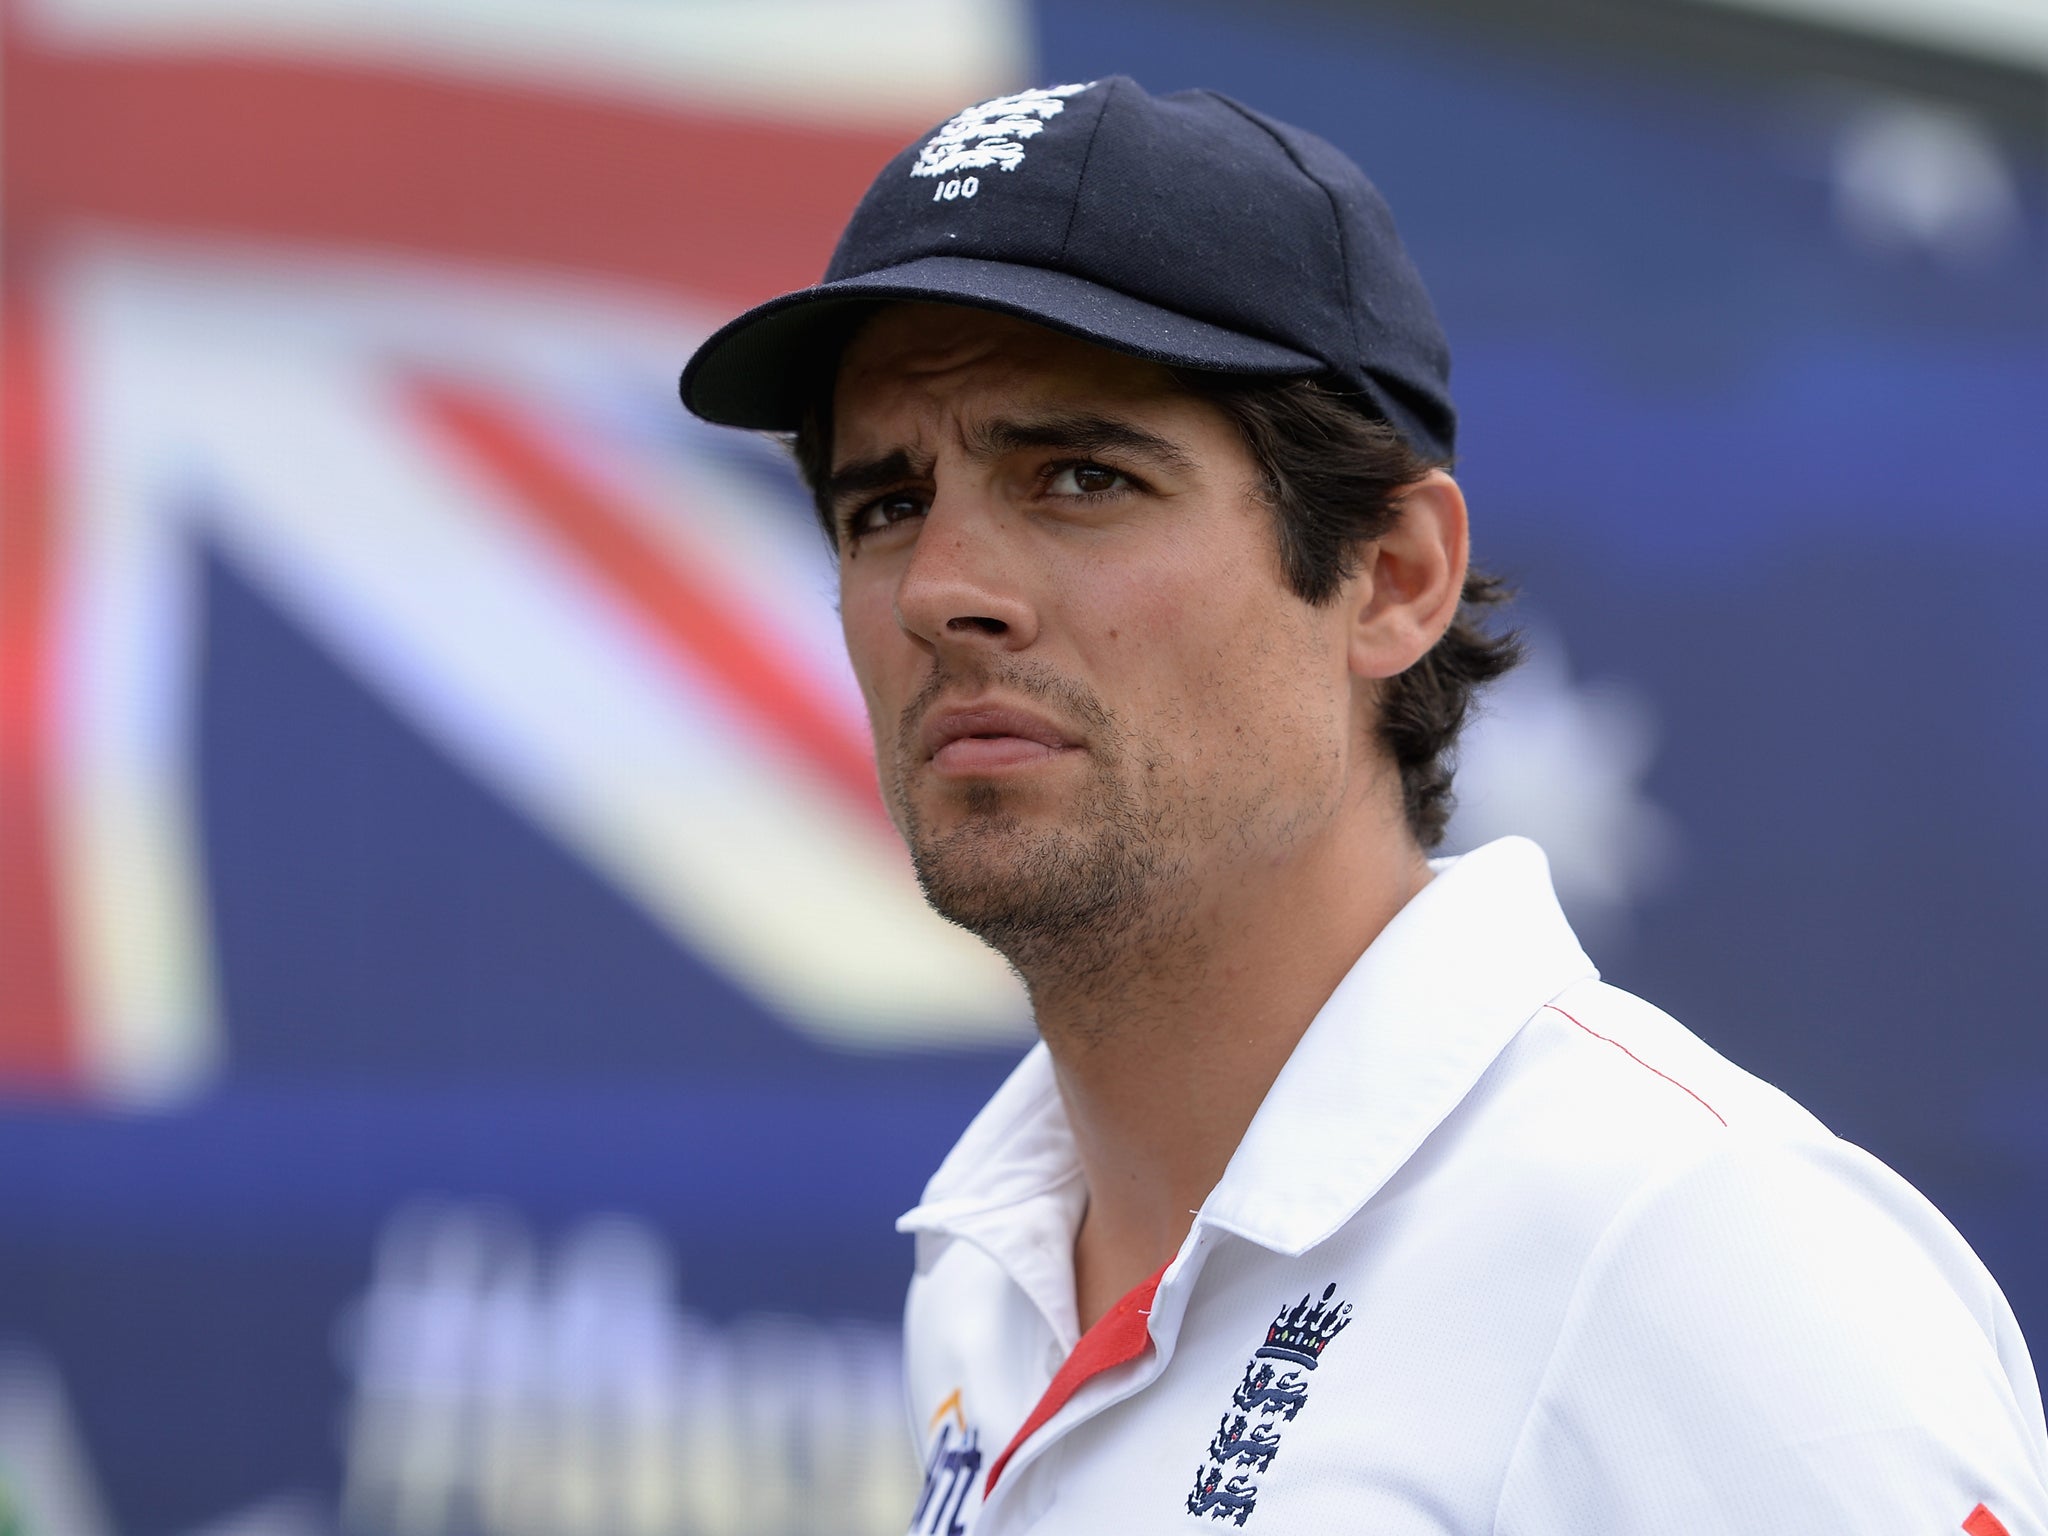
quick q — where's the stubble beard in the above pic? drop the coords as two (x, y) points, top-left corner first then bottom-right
(887, 662), (1196, 993)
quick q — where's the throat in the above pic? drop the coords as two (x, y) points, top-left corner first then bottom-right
(1048, 975), (1299, 1332)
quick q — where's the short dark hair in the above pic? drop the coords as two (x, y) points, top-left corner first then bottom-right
(790, 372), (1519, 850)
(1177, 375), (1521, 848)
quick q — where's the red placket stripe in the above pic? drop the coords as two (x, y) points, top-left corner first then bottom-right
(1963, 1504), (2012, 1536)
(984, 1262), (1169, 1498)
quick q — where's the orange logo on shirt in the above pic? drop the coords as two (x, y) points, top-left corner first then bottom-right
(927, 1387), (967, 1435)
(913, 1389), (982, 1535)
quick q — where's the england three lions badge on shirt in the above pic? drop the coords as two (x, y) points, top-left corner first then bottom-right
(1186, 1284), (1353, 1525)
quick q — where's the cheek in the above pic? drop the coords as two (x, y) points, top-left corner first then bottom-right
(1110, 562), (1344, 767)
(839, 579), (905, 737)
(1085, 556), (1268, 735)
(1117, 530), (1281, 668)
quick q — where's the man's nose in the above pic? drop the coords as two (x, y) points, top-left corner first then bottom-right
(892, 500), (1039, 652)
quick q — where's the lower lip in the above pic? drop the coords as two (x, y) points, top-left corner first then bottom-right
(931, 736), (1076, 774)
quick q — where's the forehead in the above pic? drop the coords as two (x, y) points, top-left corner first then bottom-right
(831, 304), (1186, 434)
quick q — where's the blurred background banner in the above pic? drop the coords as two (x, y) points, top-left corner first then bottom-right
(0, 0), (2041, 1531)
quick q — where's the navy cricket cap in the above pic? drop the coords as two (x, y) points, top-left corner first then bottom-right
(679, 76), (1455, 460)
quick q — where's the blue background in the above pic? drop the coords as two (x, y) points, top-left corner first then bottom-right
(1, 2), (2042, 1530)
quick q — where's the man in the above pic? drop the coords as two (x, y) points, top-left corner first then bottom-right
(680, 77), (2047, 1534)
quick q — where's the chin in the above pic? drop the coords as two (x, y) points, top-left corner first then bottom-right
(906, 811), (1163, 968)
(910, 777), (1048, 837)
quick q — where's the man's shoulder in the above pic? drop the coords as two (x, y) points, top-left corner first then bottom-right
(1421, 975), (1988, 1304)
(1497, 976), (1820, 1150)
(1467, 988), (2048, 1530)
(1427, 976), (1818, 1207)
(1448, 975), (2036, 1404)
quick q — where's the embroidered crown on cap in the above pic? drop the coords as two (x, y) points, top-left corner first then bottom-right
(1254, 1283), (1353, 1370)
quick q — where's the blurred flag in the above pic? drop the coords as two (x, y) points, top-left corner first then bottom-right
(1, 0), (1037, 1105)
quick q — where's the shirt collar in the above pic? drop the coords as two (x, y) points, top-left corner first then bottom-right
(900, 1041), (1073, 1227)
(898, 836), (1596, 1264)
(897, 1041), (1084, 1344)
(1199, 834), (1596, 1254)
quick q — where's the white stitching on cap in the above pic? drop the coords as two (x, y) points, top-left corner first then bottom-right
(909, 83), (1096, 178)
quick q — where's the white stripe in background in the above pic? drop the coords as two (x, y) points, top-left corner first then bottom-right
(50, 253), (225, 1106)
(1684, 0), (2048, 67)
(16, 0), (1033, 126)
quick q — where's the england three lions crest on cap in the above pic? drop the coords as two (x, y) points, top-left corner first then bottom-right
(1186, 1285), (1353, 1525)
(910, 83), (1095, 178)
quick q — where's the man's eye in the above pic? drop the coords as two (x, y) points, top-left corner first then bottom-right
(1046, 463), (1125, 496)
(847, 492), (926, 539)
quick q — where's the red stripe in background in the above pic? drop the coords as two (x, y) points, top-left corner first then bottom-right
(0, 22), (903, 309)
(0, 290), (80, 1088)
(406, 377), (885, 820)
(1963, 1504), (2012, 1536)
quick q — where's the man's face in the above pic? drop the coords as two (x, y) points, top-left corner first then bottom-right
(828, 305), (1369, 977)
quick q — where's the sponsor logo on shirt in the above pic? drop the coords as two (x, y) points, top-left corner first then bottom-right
(1185, 1284), (1353, 1525)
(911, 1389), (983, 1535)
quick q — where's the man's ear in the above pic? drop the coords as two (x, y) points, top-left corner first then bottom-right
(1346, 470), (1470, 681)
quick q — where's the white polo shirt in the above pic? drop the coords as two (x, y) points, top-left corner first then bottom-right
(895, 836), (2048, 1535)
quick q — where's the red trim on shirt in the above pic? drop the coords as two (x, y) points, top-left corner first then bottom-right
(983, 1262), (1169, 1497)
(1544, 1004), (1728, 1127)
(1963, 1503), (2012, 1536)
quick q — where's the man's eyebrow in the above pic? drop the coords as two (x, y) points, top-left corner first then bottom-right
(965, 413), (1199, 474)
(820, 412), (1197, 516)
(820, 448), (931, 515)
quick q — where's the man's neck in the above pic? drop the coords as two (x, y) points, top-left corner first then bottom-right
(1026, 822), (1433, 1332)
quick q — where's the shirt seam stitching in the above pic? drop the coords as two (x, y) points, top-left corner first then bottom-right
(1489, 1134), (1751, 1534)
(1543, 1001), (1729, 1128)
(1489, 1181), (1649, 1535)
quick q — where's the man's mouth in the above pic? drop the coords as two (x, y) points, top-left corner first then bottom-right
(921, 704), (1081, 775)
